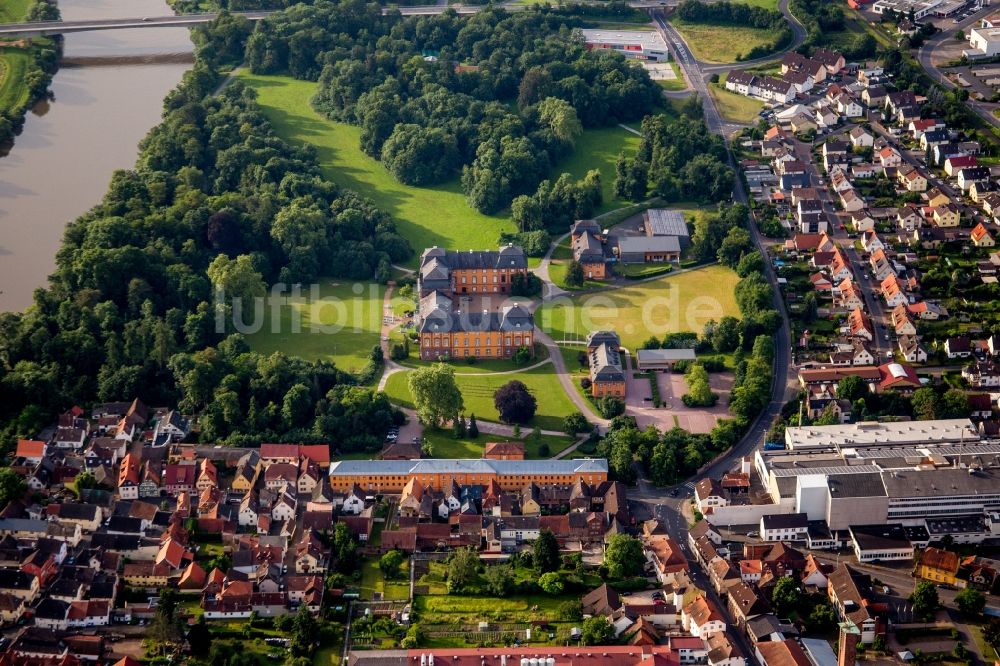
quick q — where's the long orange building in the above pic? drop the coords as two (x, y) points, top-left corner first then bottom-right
(326, 458), (609, 493)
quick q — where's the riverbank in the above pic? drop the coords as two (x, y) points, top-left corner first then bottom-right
(0, 0), (193, 312)
(0, 38), (60, 151)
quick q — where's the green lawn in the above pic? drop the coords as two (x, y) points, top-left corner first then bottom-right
(0, 48), (31, 114)
(669, 18), (778, 64)
(538, 264), (741, 351)
(383, 364), (578, 431)
(732, 0), (778, 8)
(241, 73), (514, 264)
(359, 558), (410, 601)
(0, 0), (30, 22)
(243, 280), (384, 375)
(313, 647), (342, 666)
(241, 73), (640, 264)
(420, 429), (572, 459)
(708, 80), (766, 125)
(556, 126), (641, 215)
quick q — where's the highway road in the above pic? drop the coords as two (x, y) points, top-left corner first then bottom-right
(0, 0), (686, 36)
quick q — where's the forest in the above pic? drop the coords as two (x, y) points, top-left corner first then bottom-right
(0, 15), (409, 453)
(247, 1), (661, 213)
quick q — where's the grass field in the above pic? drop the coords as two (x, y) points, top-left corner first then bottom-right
(383, 364), (578, 431)
(538, 264), (741, 350)
(359, 558), (410, 601)
(708, 80), (766, 125)
(420, 429), (573, 459)
(243, 280), (384, 375)
(669, 18), (778, 64)
(732, 0), (779, 8)
(241, 73), (514, 263)
(558, 126), (641, 215)
(0, 48), (31, 114)
(655, 62), (688, 92)
(0, 0), (29, 22)
(241, 73), (640, 265)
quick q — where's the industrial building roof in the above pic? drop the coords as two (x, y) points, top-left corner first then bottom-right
(784, 419), (977, 449)
(644, 209), (690, 237)
(329, 458), (609, 476)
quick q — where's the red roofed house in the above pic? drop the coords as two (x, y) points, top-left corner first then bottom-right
(162, 464), (196, 495)
(972, 223), (996, 248)
(945, 154), (978, 177)
(482, 442), (526, 460)
(15, 440), (46, 464)
(877, 362), (922, 393)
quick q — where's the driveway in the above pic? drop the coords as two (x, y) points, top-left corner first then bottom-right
(624, 357), (733, 434)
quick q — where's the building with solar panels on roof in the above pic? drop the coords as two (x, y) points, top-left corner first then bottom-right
(642, 209), (691, 249)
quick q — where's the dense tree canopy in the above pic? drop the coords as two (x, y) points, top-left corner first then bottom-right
(0, 20), (412, 453)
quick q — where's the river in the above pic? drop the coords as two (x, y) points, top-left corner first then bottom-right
(0, 0), (193, 312)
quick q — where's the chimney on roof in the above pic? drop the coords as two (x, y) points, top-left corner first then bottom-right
(839, 625), (860, 666)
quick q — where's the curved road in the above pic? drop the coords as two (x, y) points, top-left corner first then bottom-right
(698, 0), (808, 74)
(917, 5), (1000, 130)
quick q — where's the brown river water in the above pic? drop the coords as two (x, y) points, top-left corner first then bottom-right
(0, 0), (193, 312)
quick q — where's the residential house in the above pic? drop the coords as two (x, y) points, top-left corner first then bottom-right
(898, 335), (928, 363)
(897, 165), (927, 192)
(944, 154), (978, 177)
(851, 211), (876, 232)
(682, 595), (726, 638)
(972, 223), (996, 248)
(828, 564), (884, 644)
(932, 203), (961, 228)
(958, 167), (991, 192)
(915, 547), (961, 586)
(849, 126), (874, 148)
(945, 336), (973, 359)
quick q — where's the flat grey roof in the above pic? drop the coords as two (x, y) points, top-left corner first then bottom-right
(636, 349), (697, 363)
(618, 236), (681, 254)
(580, 29), (668, 51)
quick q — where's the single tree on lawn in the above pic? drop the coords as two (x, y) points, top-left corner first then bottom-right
(566, 260), (584, 287)
(956, 587), (986, 618)
(605, 534), (645, 579)
(910, 581), (939, 621)
(983, 618), (1000, 649)
(580, 616), (614, 645)
(564, 412), (591, 435)
(482, 564), (514, 597)
(379, 549), (404, 579)
(494, 380), (537, 424)
(771, 576), (801, 616)
(408, 363), (464, 428)
(533, 528), (561, 573)
(447, 547), (480, 593)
